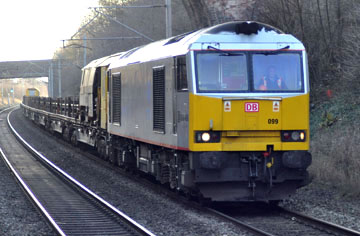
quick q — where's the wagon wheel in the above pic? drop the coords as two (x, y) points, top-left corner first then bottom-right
(70, 131), (78, 147)
(48, 122), (55, 134)
(62, 127), (70, 142)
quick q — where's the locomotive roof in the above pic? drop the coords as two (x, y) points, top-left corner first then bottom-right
(83, 52), (124, 70)
(106, 21), (304, 69)
(26, 87), (39, 91)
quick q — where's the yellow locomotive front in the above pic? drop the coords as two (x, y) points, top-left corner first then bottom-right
(25, 88), (40, 97)
(186, 23), (311, 201)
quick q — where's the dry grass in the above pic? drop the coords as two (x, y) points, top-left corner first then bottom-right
(310, 125), (360, 196)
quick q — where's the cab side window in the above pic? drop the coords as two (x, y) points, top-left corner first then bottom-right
(176, 56), (188, 91)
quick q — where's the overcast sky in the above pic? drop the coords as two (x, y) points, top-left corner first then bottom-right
(0, 0), (98, 62)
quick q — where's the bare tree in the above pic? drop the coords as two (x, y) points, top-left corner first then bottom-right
(53, 0), (194, 97)
(253, 0), (358, 99)
(181, 0), (212, 28)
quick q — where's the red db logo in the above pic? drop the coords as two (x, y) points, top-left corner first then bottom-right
(245, 103), (259, 112)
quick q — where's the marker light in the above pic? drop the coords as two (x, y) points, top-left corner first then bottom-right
(201, 132), (211, 142)
(283, 132), (291, 140)
(195, 131), (221, 143)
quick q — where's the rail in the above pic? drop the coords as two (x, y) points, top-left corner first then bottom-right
(0, 107), (155, 236)
(206, 205), (360, 236)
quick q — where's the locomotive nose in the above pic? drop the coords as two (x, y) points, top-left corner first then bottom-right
(222, 99), (282, 131)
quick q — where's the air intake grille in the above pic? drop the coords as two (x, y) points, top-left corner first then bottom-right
(153, 66), (165, 133)
(112, 73), (121, 124)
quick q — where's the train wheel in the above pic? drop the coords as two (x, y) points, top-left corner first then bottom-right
(97, 139), (107, 160)
(185, 191), (193, 201)
(116, 151), (124, 167)
(269, 200), (281, 207)
(198, 194), (211, 207)
(108, 148), (117, 164)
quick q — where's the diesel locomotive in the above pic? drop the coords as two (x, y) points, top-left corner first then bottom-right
(25, 88), (40, 97)
(22, 21), (312, 202)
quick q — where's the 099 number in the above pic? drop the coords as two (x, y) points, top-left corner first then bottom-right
(268, 119), (279, 124)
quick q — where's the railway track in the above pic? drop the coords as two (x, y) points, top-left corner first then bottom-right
(207, 204), (360, 236)
(0, 107), (155, 236)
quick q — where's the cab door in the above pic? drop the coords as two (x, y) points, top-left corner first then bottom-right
(174, 55), (189, 148)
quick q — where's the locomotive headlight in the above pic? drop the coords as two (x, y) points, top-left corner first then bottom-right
(300, 132), (305, 141)
(201, 132), (211, 142)
(195, 131), (221, 143)
(281, 130), (306, 142)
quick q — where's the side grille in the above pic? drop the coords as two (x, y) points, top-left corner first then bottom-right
(112, 73), (121, 124)
(153, 66), (165, 133)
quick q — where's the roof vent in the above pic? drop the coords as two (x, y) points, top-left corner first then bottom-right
(235, 22), (261, 35)
(205, 21), (283, 35)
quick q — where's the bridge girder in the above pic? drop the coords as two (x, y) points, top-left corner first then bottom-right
(0, 59), (61, 97)
(0, 60), (53, 79)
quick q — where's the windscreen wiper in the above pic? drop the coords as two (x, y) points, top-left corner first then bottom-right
(263, 45), (290, 55)
(207, 45), (244, 56)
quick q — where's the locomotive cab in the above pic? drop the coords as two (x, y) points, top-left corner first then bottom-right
(185, 22), (312, 201)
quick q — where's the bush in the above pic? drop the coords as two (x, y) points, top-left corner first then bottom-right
(310, 124), (360, 196)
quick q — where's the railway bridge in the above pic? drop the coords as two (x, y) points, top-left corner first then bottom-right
(0, 60), (61, 98)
